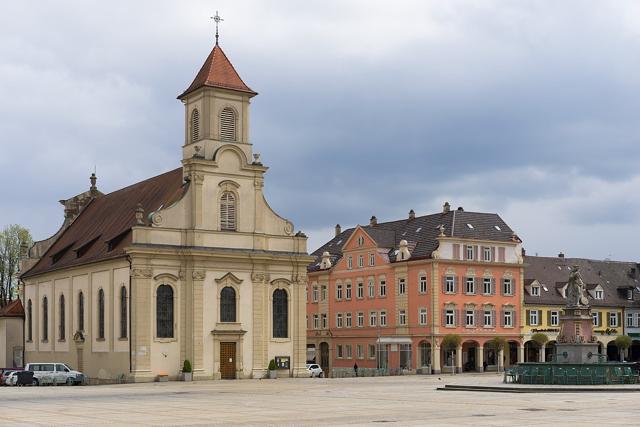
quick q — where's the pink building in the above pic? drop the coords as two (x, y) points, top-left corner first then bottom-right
(306, 203), (525, 376)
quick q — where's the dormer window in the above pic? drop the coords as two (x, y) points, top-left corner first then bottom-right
(466, 245), (474, 260)
(357, 236), (365, 246)
(531, 285), (540, 296)
(483, 247), (491, 262)
(594, 289), (603, 300)
(627, 289), (633, 300)
(191, 109), (200, 142)
(220, 107), (236, 141)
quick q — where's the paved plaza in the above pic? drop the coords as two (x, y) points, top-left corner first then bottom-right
(1, 373), (639, 426)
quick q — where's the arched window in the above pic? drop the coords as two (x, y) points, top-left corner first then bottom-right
(98, 289), (105, 339)
(272, 289), (288, 338)
(220, 107), (236, 141)
(220, 286), (236, 322)
(191, 108), (200, 142)
(120, 286), (127, 339)
(156, 285), (174, 338)
(42, 296), (48, 342)
(27, 299), (32, 341)
(78, 291), (84, 332)
(220, 191), (237, 231)
(59, 294), (65, 341)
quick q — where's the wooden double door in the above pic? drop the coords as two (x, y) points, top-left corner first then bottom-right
(220, 342), (236, 379)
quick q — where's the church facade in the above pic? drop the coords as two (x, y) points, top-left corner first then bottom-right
(20, 39), (312, 382)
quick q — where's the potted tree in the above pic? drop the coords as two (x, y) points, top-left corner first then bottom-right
(531, 332), (549, 362)
(614, 335), (632, 362)
(181, 359), (193, 382)
(440, 334), (461, 374)
(268, 359), (277, 379)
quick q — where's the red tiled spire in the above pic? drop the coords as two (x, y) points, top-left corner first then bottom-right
(178, 44), (257, 99)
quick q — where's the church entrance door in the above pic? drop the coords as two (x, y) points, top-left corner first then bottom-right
(220, 342), (236, 379)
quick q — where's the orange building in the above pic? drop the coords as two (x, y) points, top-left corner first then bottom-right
(306, 203), (525, 376)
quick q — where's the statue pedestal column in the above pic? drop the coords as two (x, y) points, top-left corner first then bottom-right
(556, 306), (600, 364)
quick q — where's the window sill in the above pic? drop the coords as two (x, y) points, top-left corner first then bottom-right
(26, 340), (33, 343)
(41, 340), (48, 343)
(271, 338), (291, 343)
(58, 339), (66, 343)
(96, 338), (105, 342)
(154, 337), (177, 343)
(465, 293), (476, 296)
(444, 325), (456, 328)
(503, 326), (514, 329)
(118, 337), (128, 341)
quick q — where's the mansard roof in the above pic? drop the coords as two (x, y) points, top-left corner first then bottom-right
(21, 168), (187, 279)
(178, 43), (257, 99)
(308, 209), (516, 272)
(523, 255), (640, 308)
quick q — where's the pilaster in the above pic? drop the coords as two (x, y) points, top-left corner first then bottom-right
(192, 269), (205, 373)
(476, 346), (484, 372)
(251, 271), (269, 377)
(293, 274), (308, 377)
(130, 266), (153, 381)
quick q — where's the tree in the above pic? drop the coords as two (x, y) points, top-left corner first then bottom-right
(0, 224), (32, 306)
(440, 334), (461, 350)
(614, 336), (632, 361)
(531, 332), (549, 348)
(488, 337), (507, 353)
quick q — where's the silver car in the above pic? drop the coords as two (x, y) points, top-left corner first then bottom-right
(306, 363), (324, 378)
(25, 363), (84, 386)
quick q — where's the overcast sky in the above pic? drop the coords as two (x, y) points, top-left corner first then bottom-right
(1, 1), (639, 260)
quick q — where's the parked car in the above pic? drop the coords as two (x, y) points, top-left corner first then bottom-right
(306, 364), (324, 378)
(24, 363), (84, 386)
(4, 371), (19, 386)
(2, 370), (17, 386)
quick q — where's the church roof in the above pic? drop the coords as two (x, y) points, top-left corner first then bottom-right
(0, 299), (24, 318)
(21, 168), (187, 279)
(178, 44), (257, 99)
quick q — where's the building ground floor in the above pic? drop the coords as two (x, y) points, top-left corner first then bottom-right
(521, 333), (637, 363)
(307, 334), (524, 377)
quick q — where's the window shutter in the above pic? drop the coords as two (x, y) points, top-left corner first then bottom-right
(491, 246), (496, 262)
(526, 309), (531, 326)
(442, 276), (446, 294)
(607, 312), (611, 327)
(490, 278), (496, 295)
(500, 310), (505, 327)
(513, 310), (517, 327)
(491, 310), (496, 327)
(498, 247), (505, 262)
(476, 309), (483, 325)
(220, 107), (236, 141)
(455, 276), (460, 293)
(453, 244), (460, 260)
(220, 192), (237, 231)
(442, 309), (446, 325)
(474, 277), (479, 293)
(191, 109), (200, 142)
(474, 245), (479, 261)
(547, 310), (551, 326)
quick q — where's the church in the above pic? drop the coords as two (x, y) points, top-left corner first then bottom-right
(20, 33), (313, 382)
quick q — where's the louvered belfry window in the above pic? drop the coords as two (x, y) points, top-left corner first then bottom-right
(220, 191), (237, 231)
(220, 107), (236, 141)
(191, 109), (200, 142)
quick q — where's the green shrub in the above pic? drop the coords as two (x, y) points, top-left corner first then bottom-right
(182, 359), (192, 373)
(615, 335), (632, 350)
(268, 359), (277, 371)
(488, 337), (507, 352)
(440, 334), (461, 350)
(531, 333), (549, 347)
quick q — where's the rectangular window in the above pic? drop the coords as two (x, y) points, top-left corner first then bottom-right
(380, 310), (387, 327)
(358, 255), (364, 268)
(445, 276), (455, 293)
(398, 278), (406, 295)
(419, 308), (428, 325)
(346, 283), (352, 300)
(357, 282), (364, 299)
(321, 313), (327, 329)
(346, 312), (352, 328)
(379, 279), (386, 297)
(550, 311), (559, 326)
(369, 253), (375, 266)
(466, 277), (475, 294)
(368, 280), (375, 298)
(398, 310), (406, 326)
(466, 245), (474, 260)
(445, 309), (455, 327)
(530, 310), (539, 326)
(357, 312), (364, 327)
(465, 310), (475, 327)
(312, 286), (318, 302)
(336, 313), (343, 328)
(503, 278), (513, 296)
(595, 289), (603, 299)
(345, 345), (352, 359)
(337, 345), (343, 358)
(504, 310), (513, 327)
(368, 344), (376, 359)
(627, 312), (634, 328)
(419, 275), (427, 293)
(484, 310), (493, 327)
(531, 285), (540, 296)
(483, 278), (492, 295)
(370, 311), (377, 327)
(357, 344), (364, 359)
(321, 285), (327, 301)
(348, 257), (353, 269)
(592, 312), (599, 327)
(336, 284), (343, 300)
(635, 313), (640, 328)
(609, 312), (619, 327)
(483, 247), (491, 262)
(313, 314), (319, 329)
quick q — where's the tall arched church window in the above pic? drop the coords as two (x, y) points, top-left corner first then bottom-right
(98, 289), (105, 339)
(272, 289), (288, 338)
(220, 192), (237, 231)
(78, 291), (84, 331)
(191, 109), (200, 142)
(120, 286), (127, 339)
(59, 294), (65, 341)
(42, 296), (48, 342)
(220, 107), (236, 141)
(156, 285), (174, 338)
(220, 286), (236, 322)
(27, 299), (32, 341)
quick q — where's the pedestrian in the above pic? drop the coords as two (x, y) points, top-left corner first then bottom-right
(353, 362), (359, 377)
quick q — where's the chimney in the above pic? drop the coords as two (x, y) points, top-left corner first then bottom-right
(370, 216), (377, 226)
(408, 209), (415, 220)
(335, 224), (341, 237)
(558, 252), (565, 258)
(443, 202), (450, 213)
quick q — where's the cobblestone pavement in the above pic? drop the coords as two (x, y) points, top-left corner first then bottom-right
(0, 373), (638, 426)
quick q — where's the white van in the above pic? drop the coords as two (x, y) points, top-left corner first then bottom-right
(24, 363), (84, 386)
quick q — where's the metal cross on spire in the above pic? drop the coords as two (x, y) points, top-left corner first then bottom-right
(211, 11), (224, 45)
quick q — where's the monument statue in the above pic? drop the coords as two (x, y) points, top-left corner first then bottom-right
(566, 265), (588, 307)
